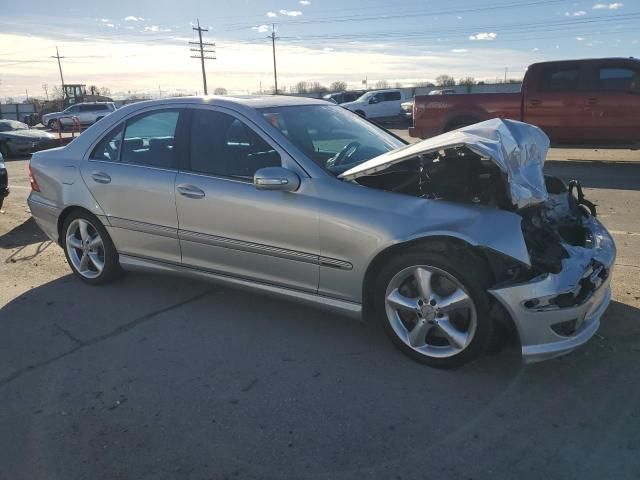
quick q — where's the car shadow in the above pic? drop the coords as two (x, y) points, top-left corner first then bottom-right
(0, 216), (49, 251)
(544, 160), (640, 191)
(1, 272), (639, 478)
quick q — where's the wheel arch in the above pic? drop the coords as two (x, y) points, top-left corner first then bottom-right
(361, 235), (520, 333)
(56, 205), (105, 246)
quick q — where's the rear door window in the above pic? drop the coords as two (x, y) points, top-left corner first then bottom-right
(90, 125), (124, 162)
(383, 91), (401, 101)
(540, 66), (581, 92)
(120, 110), (181, 169)
(597, 67), (637, 92)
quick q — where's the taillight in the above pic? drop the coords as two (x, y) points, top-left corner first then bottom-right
(29, 164), (40, 191)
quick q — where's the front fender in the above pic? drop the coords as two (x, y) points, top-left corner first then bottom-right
(401, 201), (530, 266)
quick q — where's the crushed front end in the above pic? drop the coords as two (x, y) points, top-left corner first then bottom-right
(490, 178), (616, 363)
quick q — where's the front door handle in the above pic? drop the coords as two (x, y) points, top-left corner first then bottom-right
(529, 99), (542, 107)
(587, 97), (598, 106)
(91, 171), (111, 184)
(177, 184), (205, 199)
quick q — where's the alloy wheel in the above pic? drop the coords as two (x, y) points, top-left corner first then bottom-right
(384, 265), (477, 358)
(65, 218), (105, 279)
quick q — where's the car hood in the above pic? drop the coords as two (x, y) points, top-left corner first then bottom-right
(339, 118), (550, 209)
(0, 129), (56, 140)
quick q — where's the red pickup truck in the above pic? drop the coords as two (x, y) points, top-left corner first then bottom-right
(410, 57), (640, 145)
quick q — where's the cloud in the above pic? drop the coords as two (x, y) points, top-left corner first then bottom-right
(266, 11), (278, 17)
(105, 23), (115, 28)
(451, 48), (468, 53)
(592, 2), (623, 8)
(100, 18), (110, 22)
(532, 47), (539, 51)
(279, 9), (303, 16)
(565, 10), (586, 16)
(299, 0), (311, 4)
(125, 16), (145, 22)
(576, 36), (585, 40)
(144, 25), (172, 32)
(469, 32), (497, 40)
(456, 16), (463, 19)
(323, 47), (334, 52)
(252, 25), (270, 33)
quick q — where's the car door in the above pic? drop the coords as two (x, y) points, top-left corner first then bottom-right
(61, 105), (80, 125)
(380, 91), (402, 118)
(78, 105), (96, 125)
(366, 92), (386, 118)
(523, 63), (587, 143)
(174, 106), (320, 292)
(81, 107), (185, 264)
(582, 62), (640, 144)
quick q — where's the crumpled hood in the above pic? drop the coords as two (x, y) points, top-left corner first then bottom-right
(339, 118), (550, 209)
(1, 129), (56, 140)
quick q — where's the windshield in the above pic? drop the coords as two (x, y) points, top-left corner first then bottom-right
(0, 121), (28, 132)
(260, 105), (405, 175)
(355, 91), (373, 102)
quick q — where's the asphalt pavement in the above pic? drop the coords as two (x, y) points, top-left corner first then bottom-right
(1, 142), (639, 480)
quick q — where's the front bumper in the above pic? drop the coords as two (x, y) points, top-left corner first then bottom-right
(489, 216), (616, 363)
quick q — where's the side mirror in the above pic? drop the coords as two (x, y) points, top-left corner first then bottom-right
(369, 97), (379, 104)
(254, 167), (300, 192)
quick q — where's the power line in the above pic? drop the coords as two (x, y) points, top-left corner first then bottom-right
(189, 18), (216, 95)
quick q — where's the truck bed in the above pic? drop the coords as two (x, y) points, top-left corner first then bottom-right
(410, 92), (522, 139)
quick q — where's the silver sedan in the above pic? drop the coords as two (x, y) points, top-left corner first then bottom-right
(27, 96), (615, 368)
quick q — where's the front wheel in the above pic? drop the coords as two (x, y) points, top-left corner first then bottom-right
(47, 119), (58, 130)
(374, 249), (494, 368)
(62, 211), (122, 285)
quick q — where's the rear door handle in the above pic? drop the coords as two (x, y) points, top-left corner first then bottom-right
(91, 171), (111, 184)
(177, 184), (205, 199)
(529, 99), (542, 107)
(587, 97), (598, 105)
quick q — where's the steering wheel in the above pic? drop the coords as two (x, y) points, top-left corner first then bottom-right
(332, 141), (361, 167)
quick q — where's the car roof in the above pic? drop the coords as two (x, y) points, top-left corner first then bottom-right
(529, 57), (640, 68)
(120, 95), (330, 111)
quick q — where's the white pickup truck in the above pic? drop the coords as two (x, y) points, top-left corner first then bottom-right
(340, 89), (410, 120)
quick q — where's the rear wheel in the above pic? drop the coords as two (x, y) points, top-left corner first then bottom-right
(374, 249), (494, 368)
(62, 211), (122, 285)
(0, 143), (9, 159)
(47, 119), (58, 130)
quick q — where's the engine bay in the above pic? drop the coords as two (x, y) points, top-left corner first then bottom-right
(353, 147), (600, 276)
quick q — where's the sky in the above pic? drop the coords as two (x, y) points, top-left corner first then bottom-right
(0, 0), (638, 100)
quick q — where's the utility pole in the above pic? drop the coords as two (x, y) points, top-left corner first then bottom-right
(269, 24), (279, 95)
(190, 19), (216, 95)
(51, 47), (66, 99)
(42, 84), (49, 101)
(504, 67), (508, 83)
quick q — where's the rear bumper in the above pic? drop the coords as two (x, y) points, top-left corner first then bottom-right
(27, 196), (60, 242)
(489, 216), (616, 363)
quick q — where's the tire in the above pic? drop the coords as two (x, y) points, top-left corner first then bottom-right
(374, 247), (494, 368)
(0, 143), (9, 159)
(62, 211), (122, 285)
(355, 110), (366, 117)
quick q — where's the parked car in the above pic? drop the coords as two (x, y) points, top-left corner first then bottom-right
(28, 96), (615, 368)
(0, 152), (8, 211)
(41, 102), (117, 130)
(0, 120), (57, 158)
(428, 89), (456, 95)
(323, 90), (366, 105)
(400, 100), (414, 121)
(410, 57), (640, 144)
(341, 89), (409, 120)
